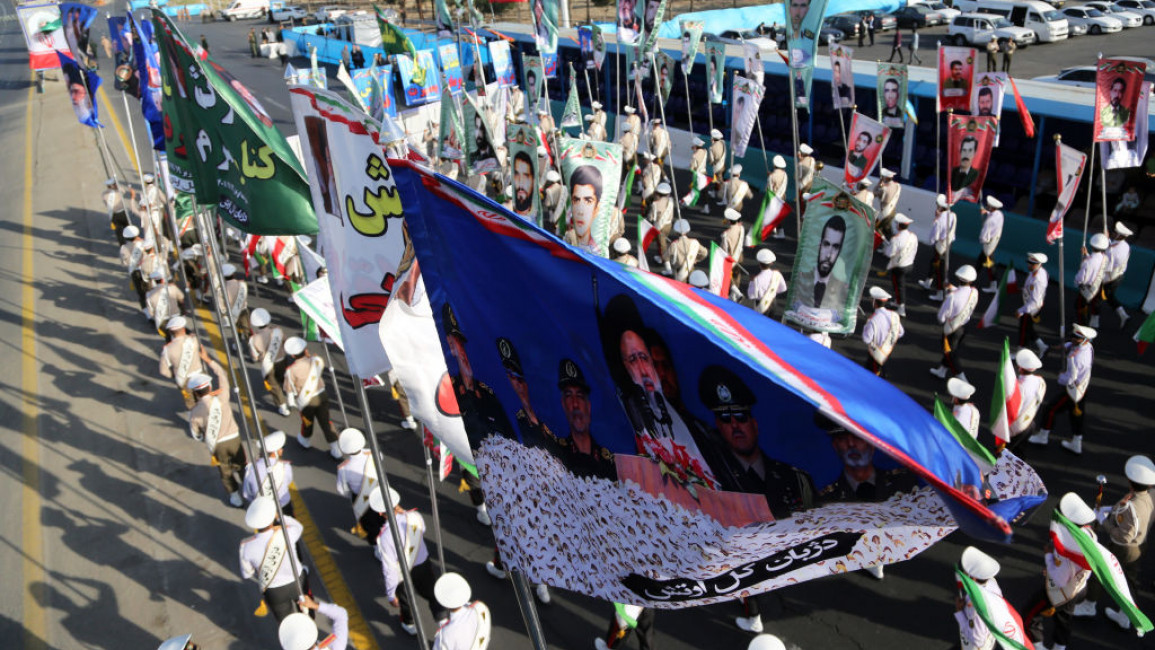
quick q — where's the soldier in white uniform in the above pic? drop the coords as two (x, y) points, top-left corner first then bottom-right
(796, 143), (816, 197)
(159, 316), (212, 410)
(1074, 233), (1108, 328)
(765, 156), (789, 239)
(537, 108), (557, 141)
(683, 137), (710, 207)
(278, 595), (349, 650)
(718, 165), (753, 214)
(931, 266), (979, 382)
(665, 220), (708, 283)
(639, 153), (663, 211)
(141, 172), (170, 242)
(623, 105), (642, 143)
(618, 122), (638, 178)
(239, 496), (308, 622)
(649, 118), (670, 166)
(862, 286), (903, 376)
(187, 364), (247, 507)
(720, 209), (745, 299)
(335, 428), (382, 541)
(882, 213), (917, 316)
(853, 179), (874, 207)
(138, 239), (168, 288)
(283, 337), (338, 456)
(242, 430), (294, 516)
(145, 270), (186, 335)
(222, 263), (251, 339)
(1029, 324), (1095, 454)
(949, 377), (980, 439)
(746, 249), (786, 316)
(119, 225), (149, 314)
(977, 196), (1004, 292)
(584, 114), (607, 142)
(611, 238), (639, 267)
(104, 178), (134, 245)
(372, 487), (444, 637)
(249, 308), (291, 416)
(954, 546), (1003, 650)
(875, 168), (900, 234)
(539, 170), (566, 233)
(918, 195), (957, 300)
(648, 182), (675, 258)
(591, 100), (607, 131)
(432, 573), (491, 650)
(708, 129), (727, 196)
(1102, 222), (1133, 327)
(1007, 349), (1046, 448)
(1017, 252), (1049, 354)
(1023, 493), (1097, 650)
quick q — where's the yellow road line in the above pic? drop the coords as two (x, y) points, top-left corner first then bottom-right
(97, 86), (140, 176)
(22, 73), (47, 650)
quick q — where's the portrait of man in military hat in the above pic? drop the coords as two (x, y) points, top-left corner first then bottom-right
(442, 303), (514, 450)
(814, 413), (916, 503)
(496, 337), (553, 450)
(551, 358), (616, 480)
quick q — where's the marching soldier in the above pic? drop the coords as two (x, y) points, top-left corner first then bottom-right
(432, 573), (491, 650)
(1007, 350), (1046, 449)
(683, 137), (710, 207)
(145, 269), (186, 334)
(766, 156), (789, 237)
(639, 152), (663, 211)
(283, 337), (339, 457)
(718, 165), (753, 215)
(103, 178), (134, 245)
(159, 316), (212, 411)
(1103, 222), (1133, 327)
(187, 362), (248, 507)
(665, 219), (708, 283)
(335, 428), (382, 541)
(876, 169), (900, 235)
(1074, 233), (1108, 328)
(978, 196), (1004, 292)
(720, 209), (745, 300)
(541, 170), (566, 232)
(930, 265), (979, 382)
(853, 179), (874, 207)
(141, 172), (171, 241)
(119, 225), (149, 314)
(862, 286), (903, 376)
(882, 214), (917, 316)
(372, 487), (443, 637)
(1023, 493), (1097, 650)
(649, 118), (670, 167)
(537, 108), (556, 140)
(1017, 252), (1049, 354)
(797, 143), (816, 196)
(954, 546), (1005, 650)
(708, 129), (727, 196)
(611, 238), (639, 267)
(239, 496), (308, 622)
(949, 377), (980, 439)
(584, 114), (607, 142)
(623, 105), (641, 142)
(746, 249), (786, 316)
(139, 239), (168, 288)
(618, 122), (638, 177)
(648, 182), (675, 258)
(241, 430), (294, 516)
(222, 263), (250, 337)
(591, 100), (608, 131)
(593, 603), (655, 650)
(277, 595), (349, 650)
(918, 195), (957, 301)
(249, 308), (291, 416)
(1029, 324), (1095, 454)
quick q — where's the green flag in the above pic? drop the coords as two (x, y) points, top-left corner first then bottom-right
(560, 63), (582, 128)
(153, 12), (203, 199)
(1134, 309), (1155, 354)
(376, 6), (418, 58)
(438, 91), (465, 160)
(934, 395), (996, 475)
(435, 0), (453, 36)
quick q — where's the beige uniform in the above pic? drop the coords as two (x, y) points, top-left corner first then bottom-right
(640, 163), (663, 204)
(250, 326), (288, 408)
(720, 177), (752, 212)
(283, 354), (337, 445)
(709, 140), (726, 179)
(542, 183), (566, 229)
(878, 181), (901, 226)
(766, 169), (788, 199)
(665, 236), (707, 283)
(720, 223), (745, 265)
(619, 131), (638, 169)
(146, 284), (185, 330)
(797, 155), (816, 194)
(650, 126), (670, 162)
(160, 333), (208, 409)
(188, 361), (246, 494)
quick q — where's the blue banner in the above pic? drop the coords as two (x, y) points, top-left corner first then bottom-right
(57, 51), (101, 128)
(107, 16), (130, 53)
(438, 43), (464, 97)
(132, 15), (165, 151)
(396, 50), (442, 107)
(60, 2), (98, 69)
(543, 51), (558, 79)
(351, 65), (397, 119)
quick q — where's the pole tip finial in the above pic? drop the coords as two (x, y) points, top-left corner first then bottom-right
(1053, 134), (1062, 143)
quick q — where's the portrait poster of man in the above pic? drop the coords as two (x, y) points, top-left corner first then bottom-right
(439, 44), (464, 97)
(438, 87), (465, 160)
(655, 51), (676, 104)
(507, 124), (542, 225)
(830, 45), (854, 110)
(1046, 141), (1087, 244)
(843, 112), (890, 186)
(743, 41), (766, 87)
(706, 42), (725, 104)
(522, 54), (545, 113)
(784, 179), (875, 334)
(558, 137), (623, 258)
(57, 52), (101, 128)
(876, 63), (907, 129)
(970, 72), (1004, 145)
(1094, 58), (1147, 142)
(617, 0), (642, 44)
(681, 20), (705, 75)
(579, 26), (595, 71)
(531, 0), (559, 54)
(489, 40), (516, 89)
(1100, 81), (1150, 169)
(937, 46), (975, 112)
(464, 93), (500, 174)
(786, 0), (829, 71)
(638, 0), (668, 51)
(17, 3), (67, 70)
(591, 25), (607, 71)
(946, 115), (996, 204)
(396, 51), (442, 107)
(730, 75), (765, 159)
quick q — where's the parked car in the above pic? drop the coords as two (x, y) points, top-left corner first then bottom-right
(819, 24), (846, 44)
(823, 14), (862, 40)
(217, 0), (266, 21)
(1084, 1), (1144, 26)
(847, 10), (898, 31)
(313, 5), (348, 22)
(892, 5), (946, 27)
(924, 1), (962, 22)
(1113, 0), (1155, 24)
(1061, 6), (1123, 34)
(948, 12), (1038, 45)
(270, 5), (307, 21)
(1068, 20), (1089, 35)
(1033, 61), (1155, 87)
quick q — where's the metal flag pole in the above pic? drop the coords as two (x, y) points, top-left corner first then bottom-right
(943, 108), (954, 281)
(119, 91), (146, 184)
(1082, 142), (1096, 249)
(682, 67), (694, 135)
(510, 569), (549, 650)
(151, 150), (200, 337)
(614, 37), (622, 142)
(320, 341), (351, 429)
(786, 65), (803, 233)
(582, 65), (595, 110)
(1098, 145), (1109, 237)
(751, 92), (770, 177)
(352, 378), (431, 648)
(651, 52), (682, 228)
(1054, 133), (1066, 339)
(935, 43), (942, 197)
(93, 127), (117, 180)
(837, 104), (850, 161)
(420, 435), (447, 573)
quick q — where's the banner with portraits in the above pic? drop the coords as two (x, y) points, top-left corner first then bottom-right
(58, 51), (102, 128)
(438, 89), (466, 160)
(947, 115), (997, 204)
(1094, 58), (1147, 142)
(522, 54), (545, 114)
(876, 62), (907, 129)
(681, 20), (704, 75)
(706, 42), (725, 104)
(937, 45), (975, 113)
(743, 41), (766, 87)
(843, 112), (890, 186)
(618, 0), (642, 44)
(507, 123), (543, 225)
(579, 26), (596, 70)
(489, 40), (516, 89)
(439, 44), (465, 97)
(530, 0), (558, 54)
(592, 25), (607, 71)
(544, 51), (558, 82)
(60, 2), (98, 70)
(784, 178), (874, 334)
(387, 160), (1041, 608)
(1047, 141), (1087, 244)
(558, 137), (623, 258)
(396, 51), (442, 107)
(971, 72), (1005, 145)
(288, 85), (405, 377)
(638, 0), (668, 54)
(464, 93), (500, 174)
(786, 0), (829, 109)
(655, 51), (676, 105)
(17, 3), (66, 70)
(730, 75), (764, 159)
(1101, 81), (1150, 169)
(625, 42), (650, 82)
(829, 45), (854, 110)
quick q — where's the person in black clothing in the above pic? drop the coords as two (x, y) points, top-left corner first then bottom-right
(443, 303), (515, 451)
(816, 416), (916, 503)
(551, 358), (616, 481)
(351, 45), (365, 69)
(496, 337), (554, 450)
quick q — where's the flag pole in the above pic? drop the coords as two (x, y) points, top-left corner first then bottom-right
(1054, 133), (1067, 340)
(420, 434), (447, 573)
(1082, 140), (1096, 249)
(119, 91), (146, 183)
(935, 42), (942, 198)
(1098, 145), (1109, 237)
(151, 150), (201, 338)
(786, 66), (802, 234)
(682, 67), (694, 135)
(510, 569), (549, 650)
(320, 341), (351, 429)
(614, 36), (622, 142)
(651, 52), (682, 228)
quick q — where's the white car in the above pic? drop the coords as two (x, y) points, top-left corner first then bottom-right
(313, 5), (348, 22)
(1085, 1), (1144, 26)
(948, 12), (1037, 46)
(924, 1), (962, 22)
(271, 5), (307, 21)
(1112, 0), (1155, 24)
(1061, 6), (1124, 33)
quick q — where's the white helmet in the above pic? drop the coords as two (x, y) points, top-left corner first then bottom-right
(748, 635), (787, 650)
(284, 337), (307, 356)
(278, 613), (319, 650)
(960, 546), (1000, 580)
(123, 225), (140, 239)
(368, 486), (400, 513)
(338, 428), (366, 455)
(1089, 233), (1109, 251)
(251, 308), (271, 328)
(688, 270), (709, 288)
(245, 496), (277, 530)
(1058, 492), (1096, 526)
(612, 238), (631, 254)
(1125, 455), (1155, 486)
(435, 572), (472, 610)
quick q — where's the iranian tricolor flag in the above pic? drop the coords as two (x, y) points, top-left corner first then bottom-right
(989, 339), (1021, 445)
(707, 242), (733, 298)
(1133, 310), (1155, 355)
(747, 190), (793, 247)
(1051, 511), (1154, 635)
(637, 216), (659, 273)
(955, 569), (1034, 650)
(423, 426), (455, 481)
(978, 268), (1018, 329)
(1048, 142), (1087, 244)
(934, 396), (995, 475)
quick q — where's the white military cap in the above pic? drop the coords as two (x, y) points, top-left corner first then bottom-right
(657, 182), (671, 195)
(1115, 222), (1133, 237)
(105, 178), (117, 187)
(338, 428), (365, 455)
(724, 208), (742, 221)
(859, 178), (873, 187)
(142, 239), (156, 250)
(186, 373), (212, 391)
(960, 546), (1000, 580)
(536, 145), (548, 157)
(245, 495), (277, 530)
(592, 101), (603, 109)
(730, 164), (743, 176)
(955, 265), (977, 282)
(624, 105), (636, 114)
(584, 114), (594, 122)
(652, 117), (662, 125)
(773, 155), (786, 169)
(368, 486), (400, 513)
(1125, 455), (1155, 486)
(505, 185), (514, 197)
(936, 194), (949, 209)
(143, 173), (155, 183)
(947, 377), (976, 401)
(748, 635), (787, 650)
(264, 430), (287, 454)
(1089, 233), (1109, 250)
(869, 286), (891, 301)
(150, 269), (165, 281)
(221, 263), (237, 278)
(613, 237), (631, 254)
(180, 245), (202, 260)
(284, 337), (307, 356)
(165, 315), (187, 331)
(711, 129), (723, 139)
(673, 219), (690, 235)
(641, 151), (655, 160)
(799, 143), (813, 155)
(622, 122), (633, 132)
(1072, 324), (1097, 340)
(688, 270), (709, 288)
(1059, 492), (1096, 525)
(1015, 349), (1041, 371)
(251, 308), (271, 328)
(545, 170), (561, 183)
(1027, 252), (1048, 264)
(880, 168), (895, 178)
(435, 572), (472, 609)
(157, 635), (193, 650)
(691, 137), (704, 147)
(537, 108), (548, 115)
(985, 196), (1003, 209)
(278, 612), (318, 650)
(894, 213), (913, 225)
(123, 225), (140, 239)
(756, 249), (776, 265)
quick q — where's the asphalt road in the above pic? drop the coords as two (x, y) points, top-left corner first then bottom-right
(2, 6), (1154, 650)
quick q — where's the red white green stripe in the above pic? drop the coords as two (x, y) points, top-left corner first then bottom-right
(707, 242), (733, 298)
(637, 216), (659, 273)
(978, 268), (1017, 329)
(935, 396), (996, 475)
(989, 338), (1021, 444)
(746, 190), (792, 247)
(1134, 309), (1155, 355)
(955, 568), (1033, 650)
